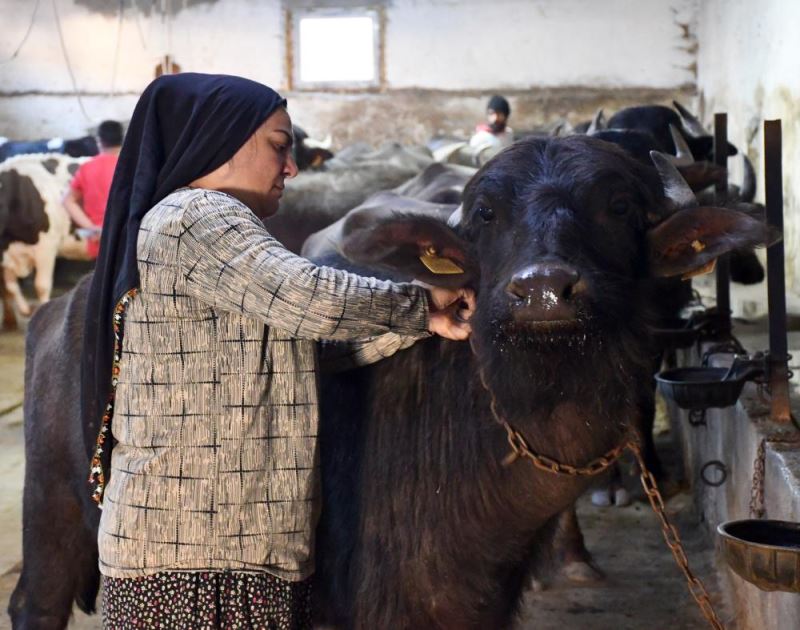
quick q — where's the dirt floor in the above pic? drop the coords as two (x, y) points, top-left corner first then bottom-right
(0, 266), (725, 629)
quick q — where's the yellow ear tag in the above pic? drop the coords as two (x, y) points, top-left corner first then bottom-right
(682, 258), (716, 280)
(419, 246), (464, 275)
(691, 239), (706, 253)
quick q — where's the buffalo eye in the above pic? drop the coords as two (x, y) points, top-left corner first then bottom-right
(477, 206), (495, 223)
(609, 194), (633, 216)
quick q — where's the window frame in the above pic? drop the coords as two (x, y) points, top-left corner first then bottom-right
(289, 7), (384, 92)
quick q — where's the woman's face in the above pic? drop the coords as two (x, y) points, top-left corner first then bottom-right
(219, 107), (299, 218)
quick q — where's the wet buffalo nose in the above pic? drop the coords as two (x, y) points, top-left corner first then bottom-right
(506, 263), (581, 310)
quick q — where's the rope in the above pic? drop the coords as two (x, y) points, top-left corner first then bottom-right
(109, 0), (126, 95)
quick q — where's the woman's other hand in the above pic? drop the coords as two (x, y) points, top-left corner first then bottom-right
(427, 286), (476, 340)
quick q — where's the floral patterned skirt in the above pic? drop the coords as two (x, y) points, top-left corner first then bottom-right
(102, 571), (313, 630)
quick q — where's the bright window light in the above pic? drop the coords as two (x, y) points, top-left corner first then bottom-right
(298, 16), (376, 84)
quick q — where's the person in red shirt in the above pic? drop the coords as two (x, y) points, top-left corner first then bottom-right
(63, 120), (123, 259)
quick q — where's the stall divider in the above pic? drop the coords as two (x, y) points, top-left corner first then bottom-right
(713, 113), (731, 338)
(764, 119), (792, 424)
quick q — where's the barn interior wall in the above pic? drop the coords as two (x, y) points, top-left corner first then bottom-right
(0, 0), (696, 142)
(697, 0), (800, 297)
(7, 0), (796, 297)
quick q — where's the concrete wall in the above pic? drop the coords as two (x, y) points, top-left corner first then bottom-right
(385, 0), (697, 91)
(0, 0), (697, 143)
(696, 0), (800, 298)
(670, 330), (800, 630)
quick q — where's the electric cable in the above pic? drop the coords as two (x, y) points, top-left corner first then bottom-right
(51, 0), (93, 122)
(0, 0), (42, 65)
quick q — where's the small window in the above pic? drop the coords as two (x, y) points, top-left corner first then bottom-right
(291, 9), (382, 90)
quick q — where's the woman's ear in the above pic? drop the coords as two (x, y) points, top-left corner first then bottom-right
(340, 214), (476, 288)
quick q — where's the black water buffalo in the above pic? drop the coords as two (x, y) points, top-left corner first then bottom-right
(599, 104), (765, 287)
(606, 101), (737, 162)
(265, 142), (433, 253)
(10, 136), (770, 629)
(302, 163), (474, 261)
(0, 135), (98, 162)
(8, 275), (100, 629)
(312, 136), (770, 627)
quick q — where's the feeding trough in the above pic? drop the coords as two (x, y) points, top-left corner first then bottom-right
(713, 120), (800, 601)
(655, 355), (765, 410)
(718, 520), (800, 592)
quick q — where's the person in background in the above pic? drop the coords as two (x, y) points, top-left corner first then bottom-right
(62, 120), (124, 259)
(469, 95), (514, 154)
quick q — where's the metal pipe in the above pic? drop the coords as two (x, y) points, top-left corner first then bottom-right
(713, 113), (731, 337)
(764, 119), (792, 423)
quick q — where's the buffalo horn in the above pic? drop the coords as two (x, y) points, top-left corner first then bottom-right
(740, 154), (756, 202)
(447, 204), (463, 227)
(551, 121), (571, 137)
(666, 124), (694, 166)
(672, 100), (708, 138)
(303, 134), (333, 150)
(587, 108), (606, 135)
(650, 150), (698, 209)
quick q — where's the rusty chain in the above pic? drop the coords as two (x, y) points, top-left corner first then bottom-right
(750, 439), (767, 519)
(470, 339), (725, 630)
(629, 443), (724, 630)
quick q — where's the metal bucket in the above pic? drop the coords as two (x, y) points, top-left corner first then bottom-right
(718, 519), (800, 592)
(655, 367), (748, 410)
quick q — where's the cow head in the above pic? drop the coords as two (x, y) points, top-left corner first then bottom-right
(340, 136), (773, 403)
(0, 169), (50, 253)
(293, 126), (335, 170)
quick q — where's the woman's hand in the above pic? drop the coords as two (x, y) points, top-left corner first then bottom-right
(427, 286), (476, 341)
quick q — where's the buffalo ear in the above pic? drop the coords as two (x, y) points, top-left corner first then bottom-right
(647, 206), (780, 278)
(340, 214), (475, 287)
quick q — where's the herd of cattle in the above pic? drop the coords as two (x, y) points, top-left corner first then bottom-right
(4, 103), (774, 629)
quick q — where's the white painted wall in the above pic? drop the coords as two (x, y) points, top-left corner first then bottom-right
(0, 0), (284, 136)
(0, 0), (697, 138)
(696, 0), (800, 297)
(387, 0), (697, 90)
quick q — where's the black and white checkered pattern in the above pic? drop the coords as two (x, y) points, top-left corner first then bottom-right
(99, 188), (429, 581)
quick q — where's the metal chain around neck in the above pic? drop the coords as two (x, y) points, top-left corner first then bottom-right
(468, 337), (725, 630)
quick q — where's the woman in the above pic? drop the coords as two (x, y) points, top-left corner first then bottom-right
(81, 73), (474, 629)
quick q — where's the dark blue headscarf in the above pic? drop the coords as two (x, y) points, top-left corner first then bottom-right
(82, 73), (286, 498)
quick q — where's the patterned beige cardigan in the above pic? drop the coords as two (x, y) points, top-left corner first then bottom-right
(98, 187), (430, 580)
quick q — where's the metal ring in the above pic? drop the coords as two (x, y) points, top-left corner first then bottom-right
(688, 409), (707, 427)
(700, 460), (728, 487)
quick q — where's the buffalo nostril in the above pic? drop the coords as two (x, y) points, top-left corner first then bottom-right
(506, 265), (582, 304)
(505, 281), (528, 301)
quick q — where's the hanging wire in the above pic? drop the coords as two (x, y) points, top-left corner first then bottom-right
(0, 0), (42, 64)
(51, 0), (93, 122)
(133, 0), (151, 51)
(165, 0), (174, 74)
(109, 0), (126, 95)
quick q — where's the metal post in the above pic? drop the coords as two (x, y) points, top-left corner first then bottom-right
(764, 120), (792, 423)
(713, 113), (731, 337)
